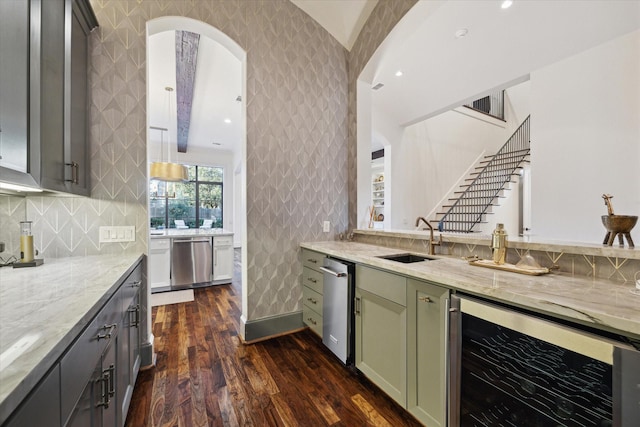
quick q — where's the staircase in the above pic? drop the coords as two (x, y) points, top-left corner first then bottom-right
(434, 115), (530, 233)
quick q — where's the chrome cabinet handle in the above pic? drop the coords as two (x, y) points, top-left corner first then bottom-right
(96, 323), (117, 341)
(307, 317), (317, 325)
(107, 364), (115, 397)
(418, 296), (432, 303)
(319, 266), (346, 277)
(355, 297), (361, 315)
(307, 277), (317, 283)
(65, 161), (79, 184)
(307, 258), (317, 264)
(306, 297), (317, 304)
(130, 280), (141, 288)
(96, 363), (115, 408)
(128, 304), (140, 327)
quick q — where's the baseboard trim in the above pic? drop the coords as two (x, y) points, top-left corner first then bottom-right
(242, 311), (305, 343)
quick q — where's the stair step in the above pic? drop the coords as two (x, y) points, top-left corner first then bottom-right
(454, 189), (508, 194)
(465, 176), (517, 182)
(436, 229), (481, 233)
(431, 219), (488, 224)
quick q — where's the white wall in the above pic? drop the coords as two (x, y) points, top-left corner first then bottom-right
(530, 30), (640, 243)
(388, 109), (513, 229)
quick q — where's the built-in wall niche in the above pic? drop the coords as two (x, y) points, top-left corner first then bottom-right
(371, 156), (385, 229)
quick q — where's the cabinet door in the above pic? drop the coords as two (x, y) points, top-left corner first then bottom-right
(66, 0), (91, 195)
(407, 279), (449, 427)
(355, 288), (407, 406)
(0, 0), (30, 175)
(213, 244), (234, 281)
(38, 0), (67, 191)
(65, 359), (101, 427)
(101, 340), (118, 427)
(4, 364), (61, 427)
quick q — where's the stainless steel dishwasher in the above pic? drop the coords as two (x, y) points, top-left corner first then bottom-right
(320, 257), (355, 365)
(171, 238), (212, 287)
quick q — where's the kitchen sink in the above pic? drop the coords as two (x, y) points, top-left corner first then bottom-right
(377, 254), (435, 263)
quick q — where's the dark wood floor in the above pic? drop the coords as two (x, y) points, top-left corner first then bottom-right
(126, 251), (421, 427)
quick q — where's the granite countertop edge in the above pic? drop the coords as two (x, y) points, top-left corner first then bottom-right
(0, 252), (144, 425)
(300, 241), (640, 339)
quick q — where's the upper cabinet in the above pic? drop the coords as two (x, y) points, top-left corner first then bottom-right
(0, 0), (98, 196)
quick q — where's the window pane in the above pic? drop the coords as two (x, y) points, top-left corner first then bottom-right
(186, 165), (197, 181)
(198, 166), (223, 183)
(149, 180), (167, 229)
(168, 181), (196, 228)
(198, 183), (222, 228)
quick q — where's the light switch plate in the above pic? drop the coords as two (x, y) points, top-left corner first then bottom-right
(99, 226), (136, 243)
(323, 221), (330, 232)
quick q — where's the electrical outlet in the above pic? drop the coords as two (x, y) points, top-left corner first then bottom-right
(323, 221), (330, 233)
(99, 226), (136, 243)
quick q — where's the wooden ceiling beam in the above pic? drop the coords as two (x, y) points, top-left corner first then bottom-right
(175, 30), (200, 153)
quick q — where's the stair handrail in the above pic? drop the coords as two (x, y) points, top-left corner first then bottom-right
(438, 115), (531, 232)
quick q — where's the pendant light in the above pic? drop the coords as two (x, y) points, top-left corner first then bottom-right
(149, 87), (188, 182)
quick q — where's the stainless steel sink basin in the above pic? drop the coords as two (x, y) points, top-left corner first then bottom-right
(377, 254), (435, 263)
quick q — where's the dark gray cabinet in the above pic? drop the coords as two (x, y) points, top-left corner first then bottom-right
(3, 365), (61, 427)
(4, 258), (145, 427)
(0, 0), (97, 195)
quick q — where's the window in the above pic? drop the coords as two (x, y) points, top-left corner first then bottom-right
(149, 165), (223, 229)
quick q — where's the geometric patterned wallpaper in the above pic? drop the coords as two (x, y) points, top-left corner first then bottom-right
(3, 0), (418, 324)
(5, 0), (354, 323)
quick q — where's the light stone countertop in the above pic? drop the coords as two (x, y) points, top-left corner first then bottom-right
(355, 228), (640, 260)
(149, 228), (234, 239)
(300, 241), (640, 338)
(0, 253), (144, 424)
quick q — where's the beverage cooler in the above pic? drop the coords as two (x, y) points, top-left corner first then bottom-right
(448, 295), (640, 427)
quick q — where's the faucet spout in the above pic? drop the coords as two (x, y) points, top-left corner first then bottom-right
(415, 217), (440, 255)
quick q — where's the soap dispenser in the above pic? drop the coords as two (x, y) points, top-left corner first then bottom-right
(491, 223), (507, 265)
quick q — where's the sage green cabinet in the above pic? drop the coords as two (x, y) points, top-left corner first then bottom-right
(355, 265), (407, 407)
(302, 249), (326, 336)
(407, 279), (449, 427)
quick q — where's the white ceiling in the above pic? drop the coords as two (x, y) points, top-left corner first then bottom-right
(367, 0), (640, 127)
(148, 31), (242, 157)
(290, 0), (379, 50)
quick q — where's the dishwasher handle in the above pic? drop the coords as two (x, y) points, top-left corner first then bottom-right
(173, 238), (211, 243)
(319, 266), (346, 277)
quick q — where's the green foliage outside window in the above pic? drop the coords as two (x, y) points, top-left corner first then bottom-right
(149, 165), (223, 229)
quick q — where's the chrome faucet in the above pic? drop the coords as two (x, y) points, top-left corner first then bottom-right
(415, 217), (440, 255)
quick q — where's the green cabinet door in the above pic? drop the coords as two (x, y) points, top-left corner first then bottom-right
(407, 279), (449, 427)
(355, 265), (407, 407)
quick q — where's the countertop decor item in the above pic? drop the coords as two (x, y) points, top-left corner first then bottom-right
(601, 194), (636, 248)
(464, 255), (551, 276)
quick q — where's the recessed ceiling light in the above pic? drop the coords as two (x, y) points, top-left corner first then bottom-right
(395, 70), (403, 77)
(455, 28), (469, 39)
(224, 118), (231, 124)
(212, 142), (222, 146)
(501, 0), (513, 9)
(372, 83), (384, 90)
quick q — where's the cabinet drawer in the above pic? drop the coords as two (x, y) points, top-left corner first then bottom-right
(213, 236), (233, 246)
(120, 263), (143, 312)
(356, 265), (406, 306)
(303, 286), (323, 315)
(302, 249), (325, 271)
(302, 267), (323, 294)
(303, 305), (323, 337)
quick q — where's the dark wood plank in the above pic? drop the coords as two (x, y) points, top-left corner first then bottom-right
(125, 250), (422, 427)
